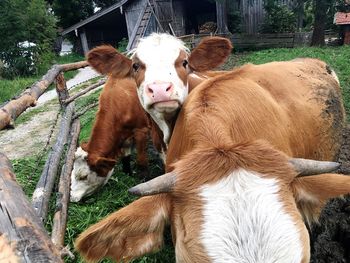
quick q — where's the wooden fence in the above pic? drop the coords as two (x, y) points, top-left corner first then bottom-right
(179, 32), (312, 50)
(0, 61), (106, 261)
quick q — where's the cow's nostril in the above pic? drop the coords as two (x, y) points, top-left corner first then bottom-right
(166, 86), (171, 92)
(148, 87), (154, 94)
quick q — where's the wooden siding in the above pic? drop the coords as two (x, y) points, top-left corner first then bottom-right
(237, 0), (295, 34)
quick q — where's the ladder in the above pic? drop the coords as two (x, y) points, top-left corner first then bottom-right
(127, 2), (154, 51)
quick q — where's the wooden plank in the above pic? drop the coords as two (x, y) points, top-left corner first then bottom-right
(51, 120), (80, 250)
(0, 153), (62, 263)
(32, 102), (75, 222)
(63, 78), (106, 105)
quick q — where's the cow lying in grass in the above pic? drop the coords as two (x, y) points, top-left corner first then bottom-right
(70, 78), (152, 202)
(75, 57), (346, 262)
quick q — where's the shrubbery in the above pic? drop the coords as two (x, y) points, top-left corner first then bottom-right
(0, 0), (57, 79)
(261, 4), (297, 33)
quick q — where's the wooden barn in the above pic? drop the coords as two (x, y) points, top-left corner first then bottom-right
(61, 0), (230, 53)
(61, 0), (297, 54)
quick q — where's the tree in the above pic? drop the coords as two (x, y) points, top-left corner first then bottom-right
(0, 0), (57, 78)
(52, 0), (94, 29)
(93, 0), (118, 9)
(310, 0), (332, 46)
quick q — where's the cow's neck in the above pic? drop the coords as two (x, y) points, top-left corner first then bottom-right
(151, 110), (178, 145)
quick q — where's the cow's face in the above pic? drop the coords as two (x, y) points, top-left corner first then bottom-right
(87, 34), (232, 143)
(131, 35), (190, 123)
(70, 147), (115, 202)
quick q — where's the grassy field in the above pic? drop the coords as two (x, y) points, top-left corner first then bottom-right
(0, 53), (84, 103)
(9, 45), (350, 262)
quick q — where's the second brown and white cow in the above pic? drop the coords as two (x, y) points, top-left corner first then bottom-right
(70, 78), (153, 202)
(87, 34), (232, 144)
(74, 58), (347, 262)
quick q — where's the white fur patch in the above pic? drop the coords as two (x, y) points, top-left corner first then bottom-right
(70, 147), (114, 202)
(199, 169), (303, 263)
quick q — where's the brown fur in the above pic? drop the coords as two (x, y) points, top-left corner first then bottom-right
(167, 58), (345, 167)
(188, 37), (233, 72)
(82, 77), (152, 177)
(75, 194), (171, 262)
(87, 45), (132, 78)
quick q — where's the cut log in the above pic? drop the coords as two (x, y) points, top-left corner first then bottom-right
(63, 78), (106, 105)
(51, 119), (80, 249)
(0, 153), (63, 263)
(0, 61), (88, 131)
(32, 102), (75, 222)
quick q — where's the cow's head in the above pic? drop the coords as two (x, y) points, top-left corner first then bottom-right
(70, 146), (116, 202)
(87, 34), (232, 143)
(75, 140), (347, 262)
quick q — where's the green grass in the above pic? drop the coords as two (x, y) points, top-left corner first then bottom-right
(0, 76), (38, 103)
(10, 45), (350, 262)
(0, 52), (85, 103)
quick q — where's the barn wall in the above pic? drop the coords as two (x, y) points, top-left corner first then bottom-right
(237, 0), (295, 34)
(171, 0), (186, 36)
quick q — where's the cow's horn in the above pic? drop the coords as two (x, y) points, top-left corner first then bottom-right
(289, 158), (340, 176)
(128, 172), (176, 196)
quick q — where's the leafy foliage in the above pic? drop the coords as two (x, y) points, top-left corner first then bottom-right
(51, 0), (94, 29)
(0, 0), (57, 78)
(93, 0), (118, 9)
(261, 3), (296, 33)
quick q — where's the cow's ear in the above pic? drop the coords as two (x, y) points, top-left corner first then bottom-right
(87, 45), (132, 78)
(93, 157), (116, 177)
(75, 194), (171, 262)
(292, 174), (350, 225)
(188, 37), (233, 72)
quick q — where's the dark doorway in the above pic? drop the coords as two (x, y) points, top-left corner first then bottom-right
(183, 0), (216, 34)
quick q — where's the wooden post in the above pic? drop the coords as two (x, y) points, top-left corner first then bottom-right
(216, 0), (230, 34)
(79, 29), (89, 55)
(32, 102), (75, 222)
(51, 119), (80, 249)
(0, 153), (63, 263)
(55, 73), (69, 106)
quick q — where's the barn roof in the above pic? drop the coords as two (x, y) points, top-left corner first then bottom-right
(61, 0), (130, 36)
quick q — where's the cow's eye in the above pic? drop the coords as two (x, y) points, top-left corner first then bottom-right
(133, 63), (140, 72)
(183, 59), (188, 68)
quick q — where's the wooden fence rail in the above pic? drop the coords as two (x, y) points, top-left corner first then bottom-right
(0, 153), (63, 263)
(0, 58), (103, 261)
(0, 61), (88, 130)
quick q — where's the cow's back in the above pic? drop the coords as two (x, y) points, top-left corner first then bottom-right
(167, 59), (345, 167)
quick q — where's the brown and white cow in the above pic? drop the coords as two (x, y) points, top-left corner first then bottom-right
(74, 58), (347, 262)
(87, 34), (232, 144)
(70, 78), (153, 202)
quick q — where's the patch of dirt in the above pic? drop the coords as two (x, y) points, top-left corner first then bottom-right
(0, 103), (60, 160)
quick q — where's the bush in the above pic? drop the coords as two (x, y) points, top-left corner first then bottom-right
(261, 4), (297, 33)
(0, 0), (57, 79)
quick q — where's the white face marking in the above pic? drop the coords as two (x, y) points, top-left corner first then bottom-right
(199, 169), (303, 263)
(70, 147), (114, 202)
(132, 33), (189, 143)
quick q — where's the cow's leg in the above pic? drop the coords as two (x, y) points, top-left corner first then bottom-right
(121, 155), (132, 175)
(134, 128), (149, 180)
